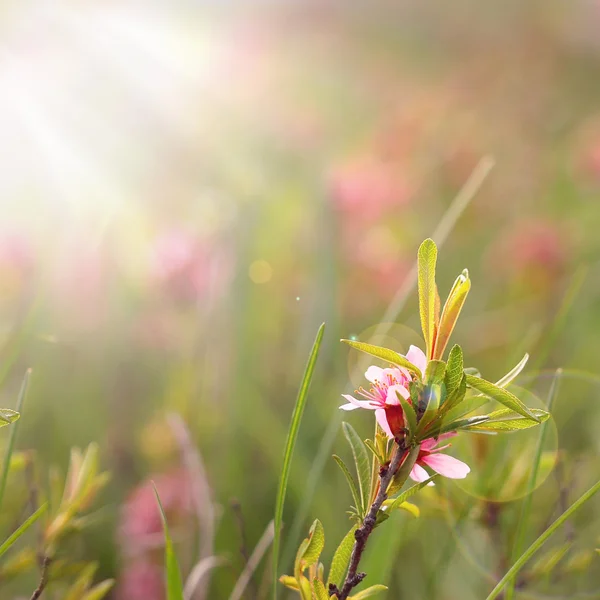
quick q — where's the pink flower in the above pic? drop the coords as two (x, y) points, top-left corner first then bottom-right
(340, 345), (427, 438)
(410, 433), (470, 483)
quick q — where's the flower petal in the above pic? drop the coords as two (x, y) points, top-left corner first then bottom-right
(420, 438), (439, 452)
(339, 403), (360, 411)
(406, 345), (427, 375)
(410, 463), (432, 483)
(421, 453), (470, 479)
(340, 394), (378, 410)
(386, 384), (409, 406)
(375, 408), (394, 439)
(365, 365), (385, 384)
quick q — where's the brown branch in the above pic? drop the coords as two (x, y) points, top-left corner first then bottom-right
(331, 439), (413, 600)
(30, 555), (52, 600)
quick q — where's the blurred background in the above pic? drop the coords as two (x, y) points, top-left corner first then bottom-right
(0, 0), (599, 598)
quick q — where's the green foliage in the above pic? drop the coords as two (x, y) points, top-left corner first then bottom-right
(342, 422), (372, 518)
(340, 339), (422, 378)
(333, 455), (362, 519)
(417, 238), (438, 359)
(327, 525), (357, 589)
(444, 345), (464, 397)
(433, 269), (471, 360)
(465, 374), (538, 421)
(463, 408), (550, 432)
(296, 519), (325, 569)
(350, 584), (389, 598)
(495, 353), (529, 388)
(273, 323), (325, 599)
(312, 578), (329, 600)
(396, 391), (417, 441)
(153, 484), (185, 600)
(0, 504), (46, 559)
(384, 476), (437, 507)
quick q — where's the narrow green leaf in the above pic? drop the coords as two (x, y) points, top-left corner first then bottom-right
(312, 578), (329, 600)
(441, 390), (487, 424)
(441, 372), (468, 414)
(464, 367), (481, 377)
(81, 580), (115, 600)
(342, 422), (371, 517)
(495, 354), (529, 388)
(466, 375), (538, 421)
(0, 369), (31, 512)
(382, 500), (420, 518)
(340, 340), (422, 379)
(333, 455), (362, 516)
(299, 519), (325, 567)
(485, 477), (600, 600)
(387, 445), (420, 497)
(363, 439), (382, 462)
(444, 345), (464, 397)
(417, 238), (438, 359)
(153, 484), (184, 600)
(416, 384), (442, 436)
(433, 269), (470, 360)
(273, 324), (325, 599)
(0, 503), (46, 559)
(395, 392), (416, 440)
(327, 525), (357, 589)
(0, 409), (19, 425)
(429, 415), (490, 438)
(464, 409), (550, 432)
(351, 584), (389, 599)
(384, 476), (437, 508)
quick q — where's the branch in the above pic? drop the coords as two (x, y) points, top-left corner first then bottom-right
(332, 440), (418, 600)
(30, 555), (52, 600)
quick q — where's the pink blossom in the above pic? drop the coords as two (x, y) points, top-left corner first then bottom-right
(340, 345), (427, 438)
(410, 433), (470, 483)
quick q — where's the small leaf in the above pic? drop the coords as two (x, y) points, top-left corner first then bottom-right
(299, 519), (325, 567)
(340, 340), (422, 379)
(81, 580), (115, 600)
(312, 578), (329, 600)
(384, 476), (437, 508)
(430, 415), (491, 437)
(495, 354), (529, 388)
(279, 575), (300, 590)
(382, 501), (420, 518)
(333, 455), (363, 518)
(464, 409), (550, 432)
(416, 384), (442, 436)
(364, 439), (383, 463)
(0, 409), (19, 426)
(342, 423), (371, 517)
(417, 238), (438, 359)
(433, 269), (471, 360)
(442, 372), (467, 414)
(395, 392), (416, 441)
(466, 375), (538, 421)
(387, 445), (420, 497)
(464, 367), (481, 377)
(327, 525), (357, 589)
(152, 484), (184, 600)
(351, 584), (389, 599)
(445, 345), (464, 398)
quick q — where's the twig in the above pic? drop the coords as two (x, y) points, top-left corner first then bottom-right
(331, 440), (412, 600)
(30, 555), (52, 600)
(230, 499), (258, 599)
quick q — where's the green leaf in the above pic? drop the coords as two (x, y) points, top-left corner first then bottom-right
(0, 409), (19, 426)
(273, 324), (325, 599)
(312, 578), (329, 600)
(424, 360), (446, 385)
(342, 422), (371, 517)
(444, 345), (464, 398)
(279, 575), (299, 591)
(81, 581), (115, 600)
(363, 439), (382, 463)
(495, 354), (529, 388)
(433, 269), (470, 360)
(333, 455), (362, 517)
(417, 238), (438, 359)
(384, 476), (437, 509)
(387, 445), (420, 497)
(463, 409), (550, 432)
(464, 367), (481, 377)
(0, 503), (46, 559)
(381, 501), (420, 518)
(465, 375), (538, 421)
(351, 584), (389, 599)
(430, 415), (491, 437)
(416, 384), (442, 436)
(395, 392), (417, 440)
(485, 477), (600, 600)
(0, 370), (30, 512)
(327, 525), (357, 589)
(340, 340), (422, 379)
(152, 484), (184, 600)
(299, 519), (325, 568)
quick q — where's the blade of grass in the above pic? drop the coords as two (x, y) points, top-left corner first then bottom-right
(504, 369), (561, 599)
(153, 483), (185, 600)
(282, 157), (495, 567)
(272, 323), (325, 600)
(0, 503), (46, 559)
(486, 476), (600, 600)
(0, 369), (31, 512)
